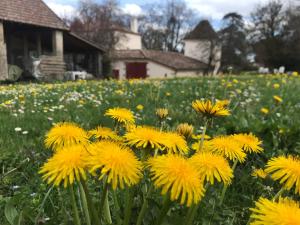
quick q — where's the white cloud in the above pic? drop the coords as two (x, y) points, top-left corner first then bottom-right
(44, 0), (77, 19)
(122, 3), (143, 16)
(185, 0), (284, 20)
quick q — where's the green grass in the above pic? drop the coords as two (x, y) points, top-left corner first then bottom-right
(0, 75), (300, 225)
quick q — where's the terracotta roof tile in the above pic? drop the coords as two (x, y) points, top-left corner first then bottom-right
(184, 20), (217, 40)
(112, 50), (207, 71)
(0, 0), (68, 30)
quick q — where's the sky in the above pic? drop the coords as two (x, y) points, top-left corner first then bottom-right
(44, 0), (296, 28)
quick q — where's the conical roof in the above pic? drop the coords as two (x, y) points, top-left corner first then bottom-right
(184, 20), (217, 40)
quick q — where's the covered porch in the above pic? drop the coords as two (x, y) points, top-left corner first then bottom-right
(0, 20), (104, 81)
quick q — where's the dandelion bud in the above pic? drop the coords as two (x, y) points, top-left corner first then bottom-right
(176, 123), (194, 139)
(273, 95), (283, 104)
(156, 108), (168, 120)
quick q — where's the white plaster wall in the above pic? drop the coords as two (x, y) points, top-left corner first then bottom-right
(112, 61), (127, 79)
(183, 40), (211, 63)
(147, 61), (175, 78)
(175, 70), (202, 77)
(114, 31), (142, 50)
(112, 60), (175, 79)
(112, 60), (203, 79)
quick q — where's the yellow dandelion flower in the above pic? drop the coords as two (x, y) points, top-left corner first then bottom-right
(236, 89), (242, 94)
(148, 155), (205, 207)
(273, 95), (283, 103)
(39, 145), (87, 187)
(252, 168), (267, 179)
(88, 126), (120, 141)
(136, 104), (144, 111)
(250, 197), (300, 225)
(260, 108), (269, 115)
(232, 133), (263, 154)
(160, 132), (189, 154)
(176, 123), (194, 138)
(192, 99), (230, 117)
(192, 134), (211, 140)
(86, 141), (143, 190)
(190, 152), (233, 185)
(208, 136), (246, 163)
(191, 141), (211, 152)
(156, 108), (169, 119)
(124, 126), (164, 150)
(105, 107), (135, 124)
(124, 123), (136, 132)
(216, 99), (230, 107)
(265, 155), (300, 194)
(273, 83), (280, 89)
(45, 122), (90, 151)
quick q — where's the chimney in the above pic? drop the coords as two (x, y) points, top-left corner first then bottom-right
(130, 17), (138, 33)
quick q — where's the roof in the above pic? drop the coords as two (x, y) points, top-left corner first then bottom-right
(100, 24), (140, 36)
(0, 0), (68, 30)
(111, 50), (207, 71)
(184, 20), (217, 40)
(68, 32), (106, 52)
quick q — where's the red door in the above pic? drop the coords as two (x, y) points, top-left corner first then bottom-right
(126, 62), (147, 79)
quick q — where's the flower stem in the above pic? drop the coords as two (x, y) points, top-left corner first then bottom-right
(69, 185), (82, 225)
(34, 186), (54, 225)
(112, 190), (121, 225)
(185, 183), (209, 225)
(185, 203), (199, 225)
(80, 180), (101, 225)
(273, 187), (285, 201)
(99, 180), (109, 222)
(198, 119), (209, 152)
(104, 187), (112, 224)
(155, 196), (172, 225)
(123, 188), (133, 225)
(219, 160), (238, 206)
(136, 185), (153, 225)
(78, 182), (91, 225)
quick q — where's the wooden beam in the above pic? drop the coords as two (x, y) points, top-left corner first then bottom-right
(37, 33), (42, 56)
(23, 35), (28, 60)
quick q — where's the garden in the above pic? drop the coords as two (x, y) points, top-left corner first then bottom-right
(0, 75), (300, 225)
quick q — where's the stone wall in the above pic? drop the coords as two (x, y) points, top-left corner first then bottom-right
(0, 21), (8, 80)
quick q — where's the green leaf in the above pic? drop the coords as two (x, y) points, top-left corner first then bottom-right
(5, 200), (18, 225)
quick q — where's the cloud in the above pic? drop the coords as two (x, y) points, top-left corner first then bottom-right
(122, 3), (143, 16)
(185, 0), (280, 20)
(44, 0), (77, 19)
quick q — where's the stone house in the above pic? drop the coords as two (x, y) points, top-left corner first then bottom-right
(111, 19), (221, 79)
(0, 0), (105, 81)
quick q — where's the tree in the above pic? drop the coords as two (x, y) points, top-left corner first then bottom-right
(69, 0), (126, 52)
(219, 12), (248, 72)
(281, 5), (300, 71)
(139, 0), (197, 52)
(249, 0), (286, 68)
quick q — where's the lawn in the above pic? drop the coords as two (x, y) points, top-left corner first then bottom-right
(0, 75), (300, 225)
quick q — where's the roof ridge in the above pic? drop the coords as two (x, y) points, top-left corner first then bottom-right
(0, 0), (68, 30)
(40, 0), (69, 30)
